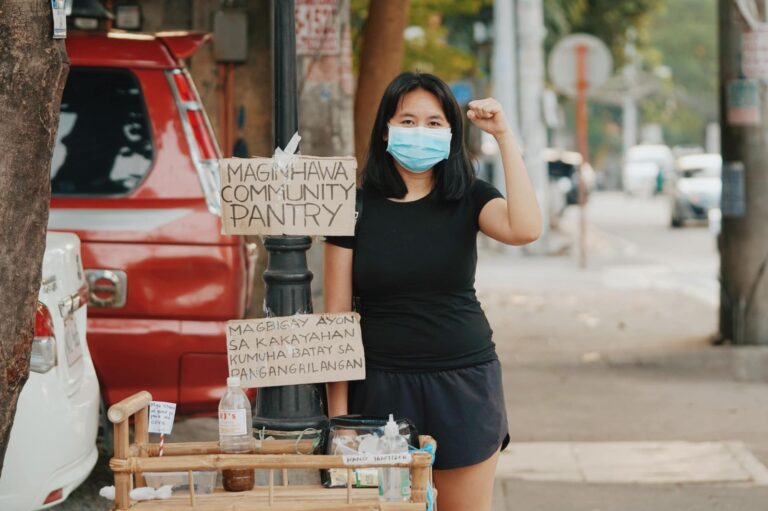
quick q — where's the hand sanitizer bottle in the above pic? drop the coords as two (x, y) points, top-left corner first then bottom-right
(378, 414), (411, 502)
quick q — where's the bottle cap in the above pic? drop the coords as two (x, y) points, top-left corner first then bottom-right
(227, 376), (241, 387)
(384, 413), (399, 437)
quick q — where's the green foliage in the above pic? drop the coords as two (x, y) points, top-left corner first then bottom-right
(403, 25), (477, 81)
(640, 0), (717, 146)
(548, 0), (717, 149)
(350, 0), (491, 80)
(641, 96), (708, 147)
(543, 0), (665, 66)
(351, 0), (715, 148)
(408, 0), (491, 20)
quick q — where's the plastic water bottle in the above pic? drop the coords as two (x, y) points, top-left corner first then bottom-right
(378, 414), (411, 502)
(218, 376), (254, 492)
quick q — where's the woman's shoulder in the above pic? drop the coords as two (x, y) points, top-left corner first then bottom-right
(469, 176), (503, 200)
(466, 177), (503, 218)
(470, 176), (497, 192)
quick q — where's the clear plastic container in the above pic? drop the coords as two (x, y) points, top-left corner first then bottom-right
(218, 376), (254, 492)
(143, 471), (217, 495)
(378, 414), (411, 502)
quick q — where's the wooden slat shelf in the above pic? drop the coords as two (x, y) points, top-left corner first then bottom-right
(125, 486), (422, 510)
(107, 392), (435, 511)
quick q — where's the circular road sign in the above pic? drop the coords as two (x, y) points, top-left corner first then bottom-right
(549, 34), (613, 97)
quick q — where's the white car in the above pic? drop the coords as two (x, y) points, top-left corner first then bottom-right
(670, 153), (722, 228)
(0, 233), (100, 510)
(623, 145), (674, 196)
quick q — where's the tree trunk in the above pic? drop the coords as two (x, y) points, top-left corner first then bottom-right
(353, 0), (410, 173)
(0, 0), (69, 472)
(718, 0), (768, 345)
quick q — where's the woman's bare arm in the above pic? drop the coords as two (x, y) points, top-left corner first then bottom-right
(324, 242), (354, 417)
(468, 98), (543, 245)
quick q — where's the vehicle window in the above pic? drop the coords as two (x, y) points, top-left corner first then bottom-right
(51, 68), (153, 196)
(685, 166), (721, 178)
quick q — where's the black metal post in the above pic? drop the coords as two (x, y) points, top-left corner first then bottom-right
(252, 0), (327, 441)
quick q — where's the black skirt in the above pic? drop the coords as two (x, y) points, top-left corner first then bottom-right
(348, 359), (510, 470)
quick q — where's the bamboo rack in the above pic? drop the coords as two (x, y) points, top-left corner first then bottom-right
(107, 392), (435, 510)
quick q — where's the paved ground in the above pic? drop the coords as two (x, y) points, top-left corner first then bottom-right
(481, 192), (768, 510)
(59, 192), (768, 510)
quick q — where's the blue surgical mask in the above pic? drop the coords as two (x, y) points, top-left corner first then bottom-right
(386, 125), (452, 173)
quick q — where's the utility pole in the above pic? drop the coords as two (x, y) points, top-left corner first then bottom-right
(492, 0), (518, 128)
(493, 0), (550, 254)
(719, 0), (768, 345)
(575, 44), (590, 268)
(492, 0), (520, 199)
(622, 29), (639, 157)
(516, 0), (550, 254)
(251, 0), (327, 445)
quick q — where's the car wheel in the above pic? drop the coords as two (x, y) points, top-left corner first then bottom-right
(97, 396), (113, 458)
(670, 216), (683, 228)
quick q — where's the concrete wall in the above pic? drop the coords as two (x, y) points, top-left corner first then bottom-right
(294, 0), (355, 305)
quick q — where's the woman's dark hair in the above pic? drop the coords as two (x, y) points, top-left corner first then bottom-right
(361, 72), (475, 200)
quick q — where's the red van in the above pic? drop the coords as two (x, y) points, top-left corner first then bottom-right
(49, 31), (257, 415)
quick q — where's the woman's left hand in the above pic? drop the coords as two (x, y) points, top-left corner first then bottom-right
(467, 98), (510, 139)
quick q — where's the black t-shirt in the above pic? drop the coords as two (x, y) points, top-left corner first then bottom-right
(325, 178), (504, 371)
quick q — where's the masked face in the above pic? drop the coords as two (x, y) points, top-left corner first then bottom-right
(386, 125), (452, 173)
(385, 88), (453, 173)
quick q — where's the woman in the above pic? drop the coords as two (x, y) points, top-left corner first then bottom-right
(324, 72), (541, 511)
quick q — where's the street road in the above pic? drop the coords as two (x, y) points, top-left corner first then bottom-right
(581, 191), (720, 307)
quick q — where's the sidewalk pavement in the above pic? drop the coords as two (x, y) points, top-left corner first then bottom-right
(478, 250), (768, 510)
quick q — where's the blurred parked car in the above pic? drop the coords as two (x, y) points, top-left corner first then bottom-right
(48, 31), (258, 415)
(672, 145), (705, 159)
(0, 233), (99, 510)
(623, 144), (674, 196)
(544, 149), (596, 220)
(670, 153), (722, 228)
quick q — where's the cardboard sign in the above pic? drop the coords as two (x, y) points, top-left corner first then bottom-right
(148, 401), (177, 435)
(219, 156), (356, 236)
(226, 313), (365, 388)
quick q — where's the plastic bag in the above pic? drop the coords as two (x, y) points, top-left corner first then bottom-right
(322, 414), (419, 488)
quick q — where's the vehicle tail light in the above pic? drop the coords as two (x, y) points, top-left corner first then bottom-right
(187, 108), (218, 160)
(171, 71), (219, 161)
(168, 69), (222, 214)
(31, 302), (57, 374)
(172, 72), (193, 102)
(43, 488), (64, 505)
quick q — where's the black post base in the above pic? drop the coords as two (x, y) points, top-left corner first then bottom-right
(252, 235), (328, 451)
